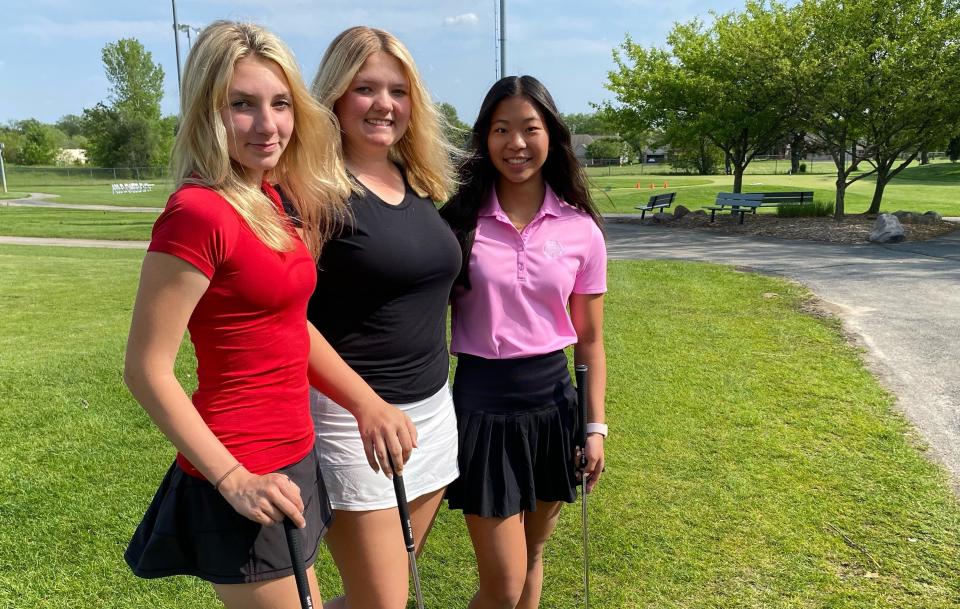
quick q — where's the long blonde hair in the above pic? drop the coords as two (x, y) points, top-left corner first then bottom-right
(173, 20), (350, 256)
(311, 26), (457, 202)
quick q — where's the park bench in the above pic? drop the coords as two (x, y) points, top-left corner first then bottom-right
(703, 193), (764, 224)
(753, 190), (814, 209)
(635, 191), (676, 220)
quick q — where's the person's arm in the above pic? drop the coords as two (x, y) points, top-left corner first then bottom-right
(124, 252), (306, 527)
(306, 323), (418, 477)
(570, 292), (606, 493)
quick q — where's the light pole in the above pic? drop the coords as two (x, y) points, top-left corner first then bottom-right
(0, 143), (7, 194)
(171, 0), (182, 100)
(177, 24), (200, 52)
(499, 0), (507, 79)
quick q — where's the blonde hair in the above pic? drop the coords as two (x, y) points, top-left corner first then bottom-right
(173, 20), (350, 257)
(311, 26), (457, 202)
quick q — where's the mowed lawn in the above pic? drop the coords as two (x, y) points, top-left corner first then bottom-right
(588, 161), (960, 216)
(0, 245), (957, 608)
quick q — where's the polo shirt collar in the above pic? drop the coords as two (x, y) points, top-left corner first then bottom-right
(480, 184), (565, 221)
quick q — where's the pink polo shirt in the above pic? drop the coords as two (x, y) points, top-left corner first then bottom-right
(450, 185), (607, 359)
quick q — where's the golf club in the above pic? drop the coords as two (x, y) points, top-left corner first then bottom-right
(388, 454), (426, 609)
(283, 518), (315, 609)
(575, 364), (590, 609)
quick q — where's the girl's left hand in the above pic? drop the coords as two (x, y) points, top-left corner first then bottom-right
(576, 434), (605, 493)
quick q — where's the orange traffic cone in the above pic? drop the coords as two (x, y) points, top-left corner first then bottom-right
(649, 183), (654, 189)
(664, 181), (669, 188)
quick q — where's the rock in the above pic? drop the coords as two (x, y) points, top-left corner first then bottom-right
(689, 209), (708, 217)
(924, 210), (943, 221)
(916, 213), (939, 225)
(652, 212), (673, 223)
(869, 214), (905, 243)
(673, 205), (690, 219)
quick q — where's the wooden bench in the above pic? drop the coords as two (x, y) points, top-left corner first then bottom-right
(703, 193), (764, 224)
(635, 191), (676, 220)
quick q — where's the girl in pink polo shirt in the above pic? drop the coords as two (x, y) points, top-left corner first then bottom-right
(440, 75), (608, 609)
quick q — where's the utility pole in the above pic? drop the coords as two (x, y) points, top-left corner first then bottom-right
(171, 0), (182, 100)
(499, 0), (507, 79)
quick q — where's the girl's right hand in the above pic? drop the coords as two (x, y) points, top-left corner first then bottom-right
(217, 466), (306, 528)
(355, 401), (418, 477)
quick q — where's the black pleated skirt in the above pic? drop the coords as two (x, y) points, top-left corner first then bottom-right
(125, 446), (332, 584)
(446, 350), (579, 518)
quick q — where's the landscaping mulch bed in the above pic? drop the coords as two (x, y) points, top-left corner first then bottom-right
(630, 211), (959, 245)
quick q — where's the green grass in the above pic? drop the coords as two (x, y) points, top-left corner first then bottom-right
(9, 184), (171, 208)
(0, 208), (156, 240)
(589, 161), (960, 216)
(0, 192), (30, 200)
(5, 165), (172, 207)
(1, 247), (957, 608)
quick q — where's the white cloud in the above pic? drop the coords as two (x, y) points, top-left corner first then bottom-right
(443, 13), (479, 27)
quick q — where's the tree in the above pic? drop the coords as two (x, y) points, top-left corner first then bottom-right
(585, 138), (625, 161)
(562, 112), (617, 135)
(948, 136), (960, 162)
(13, 119), (62, 165)
(83, 38), (171, 168)
(604, 1), (804, 192)
(800, 0), (960, 217)
(102, 38), (165, 122)
(437, 102), (470, 147)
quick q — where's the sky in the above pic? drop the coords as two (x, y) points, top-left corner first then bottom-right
(0, 0), (746, 126)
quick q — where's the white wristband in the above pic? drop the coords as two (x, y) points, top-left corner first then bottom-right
(586, 423), (608, 438)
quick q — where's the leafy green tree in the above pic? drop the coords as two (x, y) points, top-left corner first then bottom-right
(562, 112), (616, 135)
(14, 119), (63, 165)
(55, 114), (85, 138)
(437, 102), (470, 147)
(83, 38), (170, 168)
(799, 0), (960, 217)
(585, 138), (625, 161)
(103, 38), (165, 121)
(668, 132), (724, 175)
(604, 1), (804, 192)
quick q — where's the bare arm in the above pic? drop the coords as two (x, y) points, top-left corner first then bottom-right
(124, 252), (306, 527)
(306, 323), (417, 477)
(570, 292), (607, 493)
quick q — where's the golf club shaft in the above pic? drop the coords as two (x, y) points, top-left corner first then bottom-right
(283, 518), (315, 609)
(389, 456), (426, 609)
(575, 364), (590, 609)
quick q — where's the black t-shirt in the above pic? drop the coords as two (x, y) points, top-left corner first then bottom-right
(308, 183), (461, 403)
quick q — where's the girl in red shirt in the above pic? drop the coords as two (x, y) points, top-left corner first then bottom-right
(123, 21), (416, 608)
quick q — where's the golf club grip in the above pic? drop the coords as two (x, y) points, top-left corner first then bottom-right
(284, 518), (315, 609)
(387, 455), (416, 552)
(575, 364), (588, 471)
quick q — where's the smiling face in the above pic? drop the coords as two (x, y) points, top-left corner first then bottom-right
(486, 95), (550, 186)
(333, 51), (411, 159)
(219, 55), (294, 185)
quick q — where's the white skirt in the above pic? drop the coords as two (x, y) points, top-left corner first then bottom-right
(310, 383), (460, 511)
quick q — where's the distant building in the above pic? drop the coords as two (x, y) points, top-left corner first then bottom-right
(571, 134), (597, 163)
(56, 148), (87, 166)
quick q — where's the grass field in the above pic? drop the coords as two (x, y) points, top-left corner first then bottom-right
(589, 161), (960, 216)
(0, 207), (157, 240)
(1, 161), (958, 241)
(1, 245), (957, 608)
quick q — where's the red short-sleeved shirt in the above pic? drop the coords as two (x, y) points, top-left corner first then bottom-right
(148, 183), (317, 478)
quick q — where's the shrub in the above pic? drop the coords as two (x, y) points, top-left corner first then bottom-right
(777, 200), (834, 217)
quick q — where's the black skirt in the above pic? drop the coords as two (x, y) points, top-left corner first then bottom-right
(125, 446), (333, 584)
(446, 350), (580, 518)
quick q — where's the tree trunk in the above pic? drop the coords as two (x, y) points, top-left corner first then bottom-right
(866, 164), (890, 215)
(833, 145), (846, 220)
(733, 165), (744, 193)
(724, 151), (732, 175)
(790, 132), (805, 174)
(920, 149), (930, 165)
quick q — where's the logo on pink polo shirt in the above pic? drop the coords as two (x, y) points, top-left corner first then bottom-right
(543, 240), (564, 259)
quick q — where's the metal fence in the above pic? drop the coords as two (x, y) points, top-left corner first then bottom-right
(8, 165), (171, 185)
